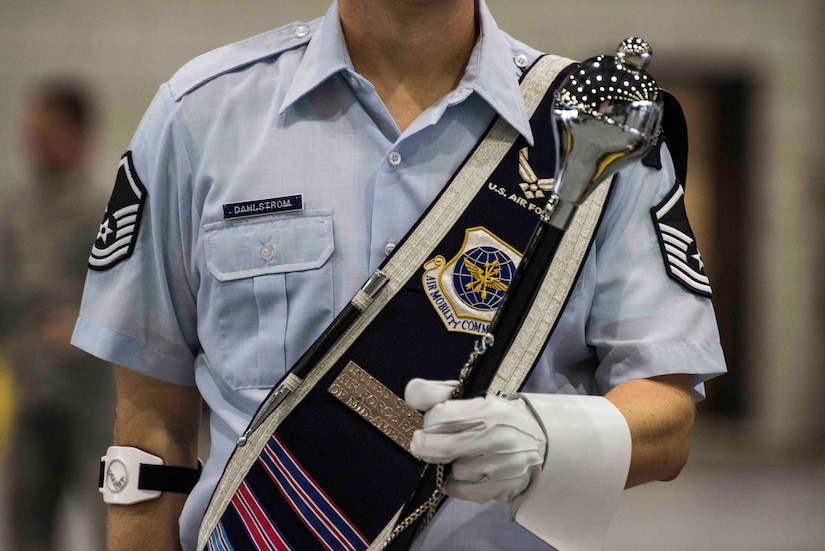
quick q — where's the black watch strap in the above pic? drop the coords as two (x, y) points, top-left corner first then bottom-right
(98, 460), (202, 494)
(139, 461), (203, 493)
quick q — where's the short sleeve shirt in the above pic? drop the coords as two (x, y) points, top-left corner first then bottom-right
(72, 2), (726, 549)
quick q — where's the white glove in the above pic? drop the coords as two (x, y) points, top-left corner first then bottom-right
(405, 378), (547, 506)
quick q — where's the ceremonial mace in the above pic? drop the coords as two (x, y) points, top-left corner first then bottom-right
(382, 37), (667, 551)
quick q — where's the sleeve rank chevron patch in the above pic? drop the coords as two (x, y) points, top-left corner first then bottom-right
(650, 182), (712, 298)
(88, 151), (147, 271)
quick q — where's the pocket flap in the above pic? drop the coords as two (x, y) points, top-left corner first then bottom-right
(205, 212), (334, 281)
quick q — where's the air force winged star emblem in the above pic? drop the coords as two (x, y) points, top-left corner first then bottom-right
(422, 227), (522, 335)
(518, 147), (555, 199)
(88, 151), (147, 271)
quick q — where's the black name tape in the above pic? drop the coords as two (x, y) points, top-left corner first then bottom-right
(223, 195), (303, 220)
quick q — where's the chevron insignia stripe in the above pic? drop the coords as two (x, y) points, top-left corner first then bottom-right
(651, 182), (712, 297)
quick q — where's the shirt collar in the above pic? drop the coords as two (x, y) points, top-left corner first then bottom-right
(279, 1), (349, 115)
(464, 0), (533, 143)
(279, 0), (533, 143)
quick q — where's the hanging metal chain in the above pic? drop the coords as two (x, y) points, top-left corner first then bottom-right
(378, 464), (446, 550)
(378, 333), (495, 549)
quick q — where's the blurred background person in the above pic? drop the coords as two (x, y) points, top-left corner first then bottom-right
(0, 78), (112, 551)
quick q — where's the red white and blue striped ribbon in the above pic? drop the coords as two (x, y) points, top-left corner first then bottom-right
(207, 479), (294, 551)
(259, 435), (369, 551)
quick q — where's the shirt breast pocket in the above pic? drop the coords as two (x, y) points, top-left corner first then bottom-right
(204, 210), (335, 390)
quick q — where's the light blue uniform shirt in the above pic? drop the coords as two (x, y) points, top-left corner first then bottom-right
(73, 2), (725, 549)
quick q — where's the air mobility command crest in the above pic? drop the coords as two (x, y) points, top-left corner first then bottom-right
(422, 227), (522, 335)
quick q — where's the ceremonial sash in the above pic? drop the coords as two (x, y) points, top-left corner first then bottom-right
(198, 54), (614, 551)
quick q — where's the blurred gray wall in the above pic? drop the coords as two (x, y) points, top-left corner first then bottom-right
(1, 0), (823, 456)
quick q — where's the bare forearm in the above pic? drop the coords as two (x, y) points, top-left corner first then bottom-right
(109, 366), (202, 551)
(108, 496), (188, 551)
(605, 374), (695, 488)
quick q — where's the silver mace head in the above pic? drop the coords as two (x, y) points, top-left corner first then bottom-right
(549, 37), (665, 229)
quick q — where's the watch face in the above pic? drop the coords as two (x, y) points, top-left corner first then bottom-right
(106, 459), (128, 493)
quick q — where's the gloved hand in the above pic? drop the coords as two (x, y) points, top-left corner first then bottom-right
(405, 378), (547, 506)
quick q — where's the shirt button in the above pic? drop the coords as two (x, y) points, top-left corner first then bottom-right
(348, 76), (360, 89)
(388, 151), (402, 166)
(514, 53), (529, 68)
(384, 240), (397, 256)
(260, 243), (275, 262)
(294, 25), (309, 38)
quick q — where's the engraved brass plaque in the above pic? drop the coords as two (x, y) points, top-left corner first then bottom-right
(329, 361), (423, 452)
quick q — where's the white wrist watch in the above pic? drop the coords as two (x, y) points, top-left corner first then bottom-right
(99, 446), (202, 505)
